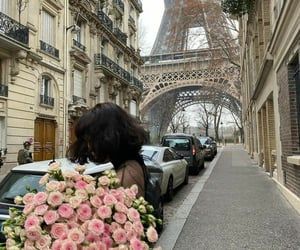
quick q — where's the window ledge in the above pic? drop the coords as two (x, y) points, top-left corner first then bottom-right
(287, 156), (300, 166)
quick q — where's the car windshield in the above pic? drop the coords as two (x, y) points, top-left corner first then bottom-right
(140, 149), (159, 161)
(199, 138), (209, 144)
(0, 172), (44, 204)
(162, 138), (191, 151)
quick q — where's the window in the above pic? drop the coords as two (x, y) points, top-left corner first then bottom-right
(74, 21), (84, 45)
(74, 69), (83, 98)
(129, 100), (137, 116)
(0, 0), (9, 14)
(41, 10), (55, 45)
(101, 39), (108, 55)
(41, 76), (51, 97)
(163, 149), (175, 162)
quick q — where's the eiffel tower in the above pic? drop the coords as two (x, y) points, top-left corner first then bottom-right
(140, 0), (241, 142)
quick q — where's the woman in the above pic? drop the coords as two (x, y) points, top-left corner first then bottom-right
(68, 102), (148, 197)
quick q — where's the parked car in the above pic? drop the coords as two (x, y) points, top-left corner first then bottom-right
(161, 133), (205, 175)
(0, 158), (164, 242)
(198, 136), (217, 160)
(140, 145), (189, 201)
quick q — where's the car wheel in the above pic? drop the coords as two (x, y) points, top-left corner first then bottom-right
(165, 177), (174, 201)
(183, 168), (189, 185)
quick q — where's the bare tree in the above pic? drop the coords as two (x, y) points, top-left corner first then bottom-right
(197, 103), (214, 136)
(17, 0), (29, 23)
(230, 110), (244, 143)
(212, 102), (224, 141)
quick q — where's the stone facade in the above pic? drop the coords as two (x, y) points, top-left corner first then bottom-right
(240, 0), (300, 203)
(0, 0), (143, 176)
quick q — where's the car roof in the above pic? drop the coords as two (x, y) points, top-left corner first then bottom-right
(12, 158), (113, 175)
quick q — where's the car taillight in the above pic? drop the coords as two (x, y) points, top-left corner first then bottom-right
(192, 146), (196, 155)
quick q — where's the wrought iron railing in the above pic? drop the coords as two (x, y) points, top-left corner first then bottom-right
(72, 95), (86, 103)
(131, 0), (143, 12)
(114, 27), (127, 44)
(40, 40), (59, 58)
(113, 0), (124, 12)
(0, 84), (8, 97)
(131, 76), (143, 91)
(97, 11), (113, 31)
(0, 12), (29, 45)
(128, 16), (135, 26)
(73, 39), (86, 51)
(40, 95), (54, 106)
(95, 54), (131, 83)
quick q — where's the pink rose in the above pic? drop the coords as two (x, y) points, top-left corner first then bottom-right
(75, 189), (88, 201)
(74, 180), (88, 189)
(48, 162), (60, 171)
(98, 176), (110, 186)
(95, 187), (106, 197)
(146, 226), (158, 243)
(67, 228), (84, 244)
(126, 229), (137, 240)
(110, 222), (121, 232)
(124, 221), (133, 231)
(95, 241), (107, 250)
(112, 228), (127, 244)
(51, 240), (62, 250)
(24, 215), (40, 229)
(34, 204), (49, 216)
(58, 204), (74, 218)
(130, 185), (139, 196)
(23, 193), (35, 205)
(39, 173), (50, 185)
(47, 191), (63, 207)
(61, 239), (77, 250)
(77, 204), (92, 221)
(23, 204), (35, 215)
(128, 208), (140, 222)
(97, 206), (112, 219)
(69, 196), (82, 208)
(113, 212), (127, 224)
(102, 235), (113, 248)
(59, 181), (67, 192)
(103, 194), (117, 206)
(34, 192), (48, 205)
(50, 223), (68, 240)
(85, 183), (96, 194)
(88, 219), (104, 235)
(115, 202), (128, 213)
(90, 195), (102, 208)
(130, 238), (144, 250)
(26, 226), (41, 241)
(86, 232), (100, 242)
(44, 210), (59, 225)
(46, 180), (60, 192)
(36, 235), (51, 248)
(133, 221), (144, 235)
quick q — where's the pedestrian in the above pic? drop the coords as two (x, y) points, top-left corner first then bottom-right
(17, 141), (33, 165)
(67, 102), (148, 197)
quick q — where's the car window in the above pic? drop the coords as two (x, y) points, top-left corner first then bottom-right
(163, 149), (175, 162)
(162, 138), (191, 151)
(140, 149), (159, 161)
(199, 137), (208, 144)
(0, 172), (44, 204)
(169, 148), (181, 159)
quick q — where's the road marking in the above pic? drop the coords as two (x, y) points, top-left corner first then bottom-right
(156, 148), (224, 250)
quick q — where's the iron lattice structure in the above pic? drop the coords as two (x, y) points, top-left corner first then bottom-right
(140, 0), (241, 138)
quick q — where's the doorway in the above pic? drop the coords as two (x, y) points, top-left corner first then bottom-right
(34, 118), (56, 161)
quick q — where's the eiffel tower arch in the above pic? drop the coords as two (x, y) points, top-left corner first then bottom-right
(140, 0), (241, 140)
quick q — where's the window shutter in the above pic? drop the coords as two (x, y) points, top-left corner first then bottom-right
(42, 11), (54, 45)
(74, 70), (83, 97)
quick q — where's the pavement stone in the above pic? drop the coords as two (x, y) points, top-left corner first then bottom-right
(159, 145), (300, 250)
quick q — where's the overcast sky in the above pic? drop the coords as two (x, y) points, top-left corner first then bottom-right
(140, 0), (165, 55)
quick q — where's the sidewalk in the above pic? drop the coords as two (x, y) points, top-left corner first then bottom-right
(158, 145), (300, 250)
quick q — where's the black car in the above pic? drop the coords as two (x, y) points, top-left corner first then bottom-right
(161, 133), (205, 175)
(198, 136), (217, 160)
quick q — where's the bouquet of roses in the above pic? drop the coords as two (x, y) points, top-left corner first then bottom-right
(1, 162), (161, 250)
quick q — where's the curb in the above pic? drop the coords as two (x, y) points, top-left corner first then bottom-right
(156, 148), (224, 250)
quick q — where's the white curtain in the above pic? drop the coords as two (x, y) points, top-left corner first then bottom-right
(41, 76), (51, 96)
(130, 100), (137, 116)
(42, 11), (54, 45)
(0, 0), (9, 15)
(74, 70), (83, 97)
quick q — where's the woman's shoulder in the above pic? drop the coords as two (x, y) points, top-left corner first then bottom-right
(123, 160), (143, 169)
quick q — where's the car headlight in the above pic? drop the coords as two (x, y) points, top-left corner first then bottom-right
(150, 172), (163, 186)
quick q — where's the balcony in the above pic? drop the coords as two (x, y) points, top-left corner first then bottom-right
(0, 84), (8, 97)
(40, 95), (54, 107)
(113, 0), (124, 12)
(95, 53), (131, 83)
(131, 0), (143, 12)
(72, 95), (86, 104)
(131, 76), (143, 91)
(114, 27), (127, 44)
(97, 11), (113, 32)
(128, 16), (136, 29)
(73, 39), (86, 51)
(40, 40), (59, 58)
(0, 12), (29, 46)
